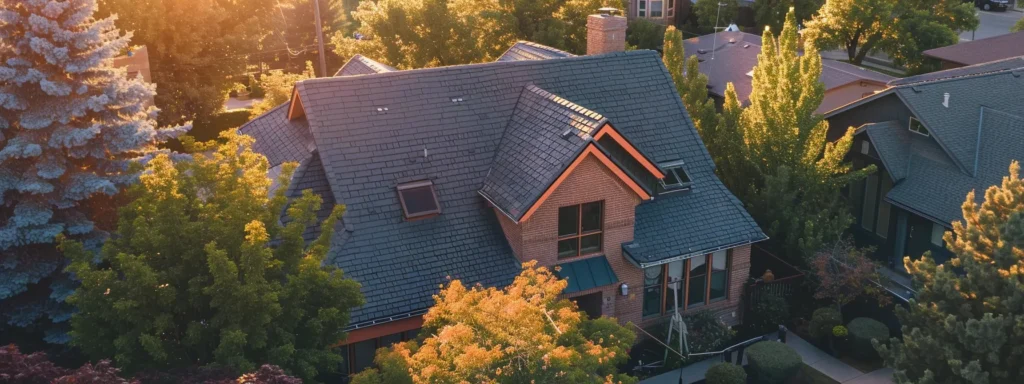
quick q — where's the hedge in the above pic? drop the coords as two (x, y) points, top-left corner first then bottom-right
(705, 362), (747, 384)
(746, 341), (802, 384)
(847, 317), (888, 360)
(809, 307), (843, 341)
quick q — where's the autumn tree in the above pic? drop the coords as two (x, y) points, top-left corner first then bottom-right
(0, 0), (187, 347)
(713, 9), (873, 263)
(810, 240), (891, 311)
(875, 162), (1024, 384)
(752, 0), (824, 33)
(61, 131), (364, 381)
(350, 261), (638, 384)
(707, 83), (751, 198)
(694, 0), (739, 33)
(663, 27), (717, 136)
(803, 0), (976, 70)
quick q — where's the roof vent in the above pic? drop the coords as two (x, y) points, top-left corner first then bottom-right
(697, 49), (708, 54)
(942, 92), (949, 108)
(743, 44), (750, 48)
(450, 97), (465, 103)
(376, 107), (389, 114)
(561, 129), (574, 139)
(728, 38), (736, 44)
(597, 7), (621, 16)
(911, 86), (922, 93)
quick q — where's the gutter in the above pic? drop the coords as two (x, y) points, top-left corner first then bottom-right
(628, 237), (767, 269)
(343, 308), (429, 332)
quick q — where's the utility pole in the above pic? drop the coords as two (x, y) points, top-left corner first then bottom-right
(312, 0), (328, 77)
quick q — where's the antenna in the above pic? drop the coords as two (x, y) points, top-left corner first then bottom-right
(711, 2), (727, 60)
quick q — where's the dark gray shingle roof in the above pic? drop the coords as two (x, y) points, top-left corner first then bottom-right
(889, 56), (1024, 87)
(496, 41), (576, 62)
(237, 103), (314, 168)
(281, 152), (337, 242)
(334, 54), (397, 76)
(480, 85), (606, 221)
(277, 50), (762, 325)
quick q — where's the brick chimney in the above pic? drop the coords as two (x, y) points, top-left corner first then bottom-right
(587, 8), (627, 55)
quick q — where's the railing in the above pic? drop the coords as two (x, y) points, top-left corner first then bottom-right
(746, 245), (805, 306)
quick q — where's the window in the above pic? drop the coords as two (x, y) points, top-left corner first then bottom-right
(687, 256), (707, 308)
(860, 140), (870, 155)
(557, 201), (604, 259)
(343, 330), (420, 375)
(351, 339), (377, 374)
(667, 0), (675, 16)
(658, 161), (692, 194)
(397, 180), (440, 220)
(909, 117), (929, 136)
(638, 0), (646, 17)
(642, 266), (663, 317)
(650, 0), (663, 17)
(642, 251), (733, 317)
(930, 223), (945, 247)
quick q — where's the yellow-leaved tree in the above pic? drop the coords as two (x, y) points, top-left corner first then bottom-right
(350, 261), (637, 384)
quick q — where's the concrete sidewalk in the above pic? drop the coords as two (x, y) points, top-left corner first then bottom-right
(638, 334), (894, 384)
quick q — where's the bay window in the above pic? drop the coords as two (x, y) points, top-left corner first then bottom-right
(642, 250), (732, 317)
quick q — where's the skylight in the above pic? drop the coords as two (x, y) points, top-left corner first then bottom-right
(658, 160), (692, 193)
(397, 180), (441, 220)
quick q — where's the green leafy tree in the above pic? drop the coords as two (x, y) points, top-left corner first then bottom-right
(626, 18), (667, 50)
(720, 9), (872, 262)
(707, 83), (750, 193)
(350, 261), (638, 384)
(1012, 17), (1023, 33)
(62, 131), (364, 381)
(250, 62), (315, 117)
(663, 26), (718, 139)
(803, 0), (976, 67)
(876, 162), (1024, 384)
(752, 0), (824, 33)
(694, 0), (739, 33)
(0, 0), (187, 347)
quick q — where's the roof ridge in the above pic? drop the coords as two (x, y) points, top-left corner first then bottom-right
(523, 84), (605, 129)
(890, 56), (1024, 86)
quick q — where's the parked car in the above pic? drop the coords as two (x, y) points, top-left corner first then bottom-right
(968, 0), (1010, 11)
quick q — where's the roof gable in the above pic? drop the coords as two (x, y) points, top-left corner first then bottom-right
(334, 54), (397, 76)
(496, 41), (576, 62)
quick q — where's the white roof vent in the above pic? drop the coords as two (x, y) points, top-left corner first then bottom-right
(942, 92), (949, 108)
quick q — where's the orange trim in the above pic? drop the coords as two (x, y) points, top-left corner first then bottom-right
(520, 144), (651, 223)
(337, 316), (424, 346)
(594, 124), (665, 179)
(287, 88), (305, 120)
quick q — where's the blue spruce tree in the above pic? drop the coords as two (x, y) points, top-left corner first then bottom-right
(0, 0), (187, 347)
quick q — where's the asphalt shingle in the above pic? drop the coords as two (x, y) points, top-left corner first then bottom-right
(237, 103), (314, 168)
(334, 54), (397, 77)
(496, 41), (576, 62)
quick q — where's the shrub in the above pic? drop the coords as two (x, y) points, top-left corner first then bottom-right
(626, 18), (666, 50)
(662, 310), (735, 368)
(808, 307), (843, 340)
(746, 341), (802, 384)
(748, 291), (790, 333)
(847, 317), (888, 360)
(832, 325), (848, 338)
(705, 362), (747, 384)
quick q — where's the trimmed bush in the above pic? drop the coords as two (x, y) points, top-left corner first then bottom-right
(746, 341), (802, 384)
(661, 310), (735, 369)
(847, 317), (888, 360)
(748, 291), (790, 333)
(809, 307), (843, 340)
(705, 362), (747, 384)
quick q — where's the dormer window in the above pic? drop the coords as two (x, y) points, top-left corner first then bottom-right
(658, 160), (692, 194)
(909, 117), (929, 137)
(397, 180), (440, 220)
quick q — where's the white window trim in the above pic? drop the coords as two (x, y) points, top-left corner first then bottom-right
(930, 223), (945, 247)
(638, 0), (647, 17)
(909, 117), (930, 137)
(650, 0), (664, 17)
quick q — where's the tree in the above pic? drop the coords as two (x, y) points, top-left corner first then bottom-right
(712, 9), (873, 263)
(810, 240), (891, 311)
(627, 18), (667, 50)
(61, 131), (364, 381)
(350, 261), (638, 384)
(250, 62), (315, 117)
(0, 0), (188, 348)
(875, 162), (1024, 384)
(752, 0), (824, 33)
(885, 10), (959, 74)
(706, 83), (749, 193)
(663, 26), (718, 139)
(1012, 16), (1023, 33)
(694, 0), (739, 33)
(803, 0), (976, 67)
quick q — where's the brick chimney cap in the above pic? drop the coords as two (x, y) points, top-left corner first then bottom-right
(597, 7), (622, 16)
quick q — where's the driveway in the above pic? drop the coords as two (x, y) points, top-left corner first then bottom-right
(959, 9), (1023, 41)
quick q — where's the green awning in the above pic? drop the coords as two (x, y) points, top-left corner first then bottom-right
(555, 256), (619, 294)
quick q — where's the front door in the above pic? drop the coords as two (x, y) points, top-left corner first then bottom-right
(571, 292), (603, 319)
(903, 214), (934, 274)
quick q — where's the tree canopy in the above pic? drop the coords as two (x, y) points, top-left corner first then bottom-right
(1012, 17), (1023, 33)
(694, 0), (739, 33)
(876, 162), (1024, 384)
(0, 0), (187, 346)
(663, 26), (717, 138)
(752, 0), (824, 33)
(250, 62), (315, 117)
(803, 0), (976, 72)
(350, 261), (637, 384)
(61, 131), (364, 381)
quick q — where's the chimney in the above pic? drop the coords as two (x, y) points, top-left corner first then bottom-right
(587, 8), (627, 55)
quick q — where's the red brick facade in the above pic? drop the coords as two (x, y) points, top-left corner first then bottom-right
(495, 154), (752, 329)
(586, 14), (627, 56)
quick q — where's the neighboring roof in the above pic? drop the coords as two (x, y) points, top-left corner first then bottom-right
(496, 41), (576, 62)
(922, 31), (1024, 67)
(889, 56), (1024, 86)
(555, 256), (619, 294)
(681, 31), (894, 103)
(237, 103), (314, 168)
(269, 50), (762, 327)
(281, 152), (338, 242)
(480, 85), (608, 221)
(334, 54), (397, 76)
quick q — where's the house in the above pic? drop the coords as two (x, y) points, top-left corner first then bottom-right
(682, 31), (895, 113)
(922, 31), (1024, 70)
(824, 56), (1024, 276)
(627, 0), (682, 25)
(238, 11), (765, 376)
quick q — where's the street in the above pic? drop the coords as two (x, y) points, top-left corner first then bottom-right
(959, 9), (1023, 41)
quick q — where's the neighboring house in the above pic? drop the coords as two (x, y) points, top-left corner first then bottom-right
(824, 56), (1024, 275)
(922, 31), (1024, 70)
(239, 11), (765, 376)
(113, 46), (154, 106)
(628, 0), (680, 24)
(497, 41), (576, 62)
(682, 31), (895, 113)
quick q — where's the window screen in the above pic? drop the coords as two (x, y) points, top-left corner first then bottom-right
(397, 180), (440, 219)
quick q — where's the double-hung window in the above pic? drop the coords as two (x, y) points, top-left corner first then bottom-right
(638, 0), (647, 17)
(642, 250), (732, 317)
(557, 201), (604, 259)
(650, 0), (664, 17)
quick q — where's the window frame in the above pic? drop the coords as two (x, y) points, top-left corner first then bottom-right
(908, 117), (930, 137)
(638, 0), (647, 17)
(650, 0), (664, 17)
(658, 160), (692, 194)
(641, 250), (732, 318)
(397, 180), (441, 220)
(342, 329), (420, 375)
(557, 201), (604, 259)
